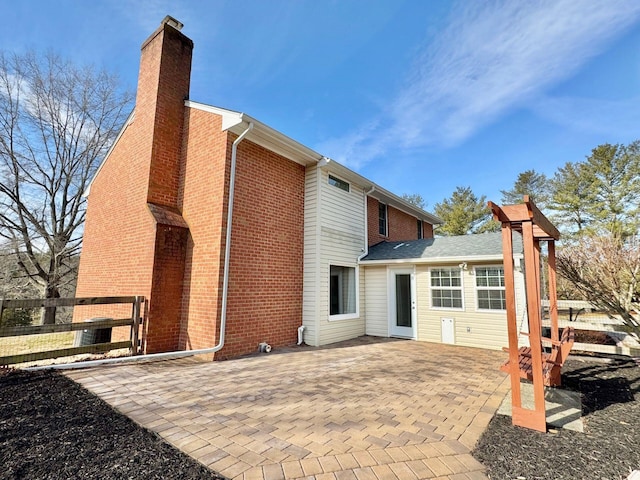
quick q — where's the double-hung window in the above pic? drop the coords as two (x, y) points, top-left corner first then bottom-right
(430, 268), (463, 309)
(475, 266), (506, 310)
(379, 203), (387, 236)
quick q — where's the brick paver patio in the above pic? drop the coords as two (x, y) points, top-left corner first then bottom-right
(66, 337), (510, 480)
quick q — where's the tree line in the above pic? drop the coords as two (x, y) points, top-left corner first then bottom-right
(417, 141), (640, 334)
(428, 140), (639, 238)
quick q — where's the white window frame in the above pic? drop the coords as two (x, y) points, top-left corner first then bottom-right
(429, 267), (464, 311)
(328, 263), (359, 321)
(328, 174), (350, 193)
(379, 203), (388, 236)
(474, 265), (506, 311)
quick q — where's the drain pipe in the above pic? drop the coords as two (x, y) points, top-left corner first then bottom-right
(297, 325), (306, 345)
(35, 123), (255, 371)
(357, 186), (375, 262)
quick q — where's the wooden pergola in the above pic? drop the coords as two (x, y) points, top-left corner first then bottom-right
(488, 196), (562, 432)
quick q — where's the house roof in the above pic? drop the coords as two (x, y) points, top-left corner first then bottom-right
(360, 231), (523, 264)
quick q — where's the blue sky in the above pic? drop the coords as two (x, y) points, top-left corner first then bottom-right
(2, 0), (640, 210)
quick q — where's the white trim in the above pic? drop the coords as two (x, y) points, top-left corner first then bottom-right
(474, 265), (507, 312)
(360, 254), (519, 265)
(84, 110), (135, 197)
(314, 164), (322, 346)
(387, 266), (417, 339)
(328, 262), (360, 321)
(428, 266), (465, 311)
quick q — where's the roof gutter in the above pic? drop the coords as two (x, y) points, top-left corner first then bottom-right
(35, 123), (255, 371)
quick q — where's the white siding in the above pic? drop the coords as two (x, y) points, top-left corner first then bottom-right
(364, 266), (388, 337)
(302, 165), (320, 345)
(317, 169), (366, 345)
(416, 262), (526, 350)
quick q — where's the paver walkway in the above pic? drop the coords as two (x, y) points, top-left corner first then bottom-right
(66, 337), (510, 480)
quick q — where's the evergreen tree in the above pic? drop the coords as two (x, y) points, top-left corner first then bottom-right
(548, 161), (595, 237)
(434, 186), (498, 236)
(401, 193), (426, 210)
(583, 141), (640, 237)
(500, 170), (549, 209)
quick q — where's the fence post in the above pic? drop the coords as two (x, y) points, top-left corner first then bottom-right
(131, 296), (142, 355)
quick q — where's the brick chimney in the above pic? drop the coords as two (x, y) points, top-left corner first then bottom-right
(136, 15), (193, 208)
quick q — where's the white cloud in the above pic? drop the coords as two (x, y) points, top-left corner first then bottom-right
(531, 95), (640, 138)
(319, 0), (640, 168)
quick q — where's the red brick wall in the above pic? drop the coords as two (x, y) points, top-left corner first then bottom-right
(219, 139), (305, 359)
(367, 197), (434, 246)
(177, 109), (305, 359)
(74, 115), (157, 329)
(177, 109), (230, 353)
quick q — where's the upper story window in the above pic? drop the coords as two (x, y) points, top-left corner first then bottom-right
(378, 203), (388, 236)
(417, 220), (423, 239)
(430, 268), (463, 309)
(328, 174), (349, 192)
(475, 266), (506, 310)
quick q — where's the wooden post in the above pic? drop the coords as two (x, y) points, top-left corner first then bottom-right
(501, 223), (522, 410)
(518, 221), (547, 432)
(547, 241), (559, 342)
(131, 296), (142, 355)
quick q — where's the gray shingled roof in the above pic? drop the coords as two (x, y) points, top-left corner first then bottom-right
(362, 232), (523, 262)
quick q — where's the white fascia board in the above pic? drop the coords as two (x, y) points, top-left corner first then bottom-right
(360, 254), (521, 266)
(84, 109), (135, 197)
(184, 101), (243, 130)
(185, 100), (321, 166)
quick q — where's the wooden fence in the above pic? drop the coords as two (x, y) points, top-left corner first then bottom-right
(0, 296), (144, 366)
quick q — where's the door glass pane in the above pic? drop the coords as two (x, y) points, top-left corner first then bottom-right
(395, 274), (411, 327)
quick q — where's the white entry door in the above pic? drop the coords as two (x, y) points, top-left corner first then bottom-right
(389, 268), (417, 338)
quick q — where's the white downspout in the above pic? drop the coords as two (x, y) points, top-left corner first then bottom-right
(36, 123), (255, 371)
(357, 186), (375, 262)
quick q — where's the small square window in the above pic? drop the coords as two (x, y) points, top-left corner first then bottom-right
(328, 174), (349, 192)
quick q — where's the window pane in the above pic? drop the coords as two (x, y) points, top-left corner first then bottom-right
(330, 265), (356, 315)
(328, 175), (349, 192)
(378, 204), (387, 235)
(476, 267), (506, 310)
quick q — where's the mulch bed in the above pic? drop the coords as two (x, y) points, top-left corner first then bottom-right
(474, 355), (640, 479)
(0, 369), (226, 480)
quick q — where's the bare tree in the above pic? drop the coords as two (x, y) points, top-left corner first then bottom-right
(557, 235), (640, 336)
(0, 52), (132, 323)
